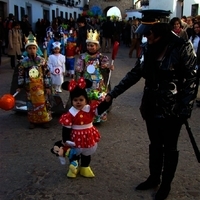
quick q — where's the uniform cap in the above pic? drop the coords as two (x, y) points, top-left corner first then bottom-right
(135, 9), (171, 35)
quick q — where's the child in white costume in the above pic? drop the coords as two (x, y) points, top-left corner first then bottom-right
(48, 42), (66, 93)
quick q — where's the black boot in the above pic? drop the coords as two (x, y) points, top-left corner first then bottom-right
(136, 145), (163, 190)
(155, 151), (179, 200)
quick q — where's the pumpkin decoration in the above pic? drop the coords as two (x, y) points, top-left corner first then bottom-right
(0, 92), (18, 111)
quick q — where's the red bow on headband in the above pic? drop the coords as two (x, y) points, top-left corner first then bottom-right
(68, 77), (86, 91)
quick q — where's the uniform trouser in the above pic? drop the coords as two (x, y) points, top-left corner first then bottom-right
(145, 117), (183, 183)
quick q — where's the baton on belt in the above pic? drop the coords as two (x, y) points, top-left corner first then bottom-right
(184, 120), (200, 163)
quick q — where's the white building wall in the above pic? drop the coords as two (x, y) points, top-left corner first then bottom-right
(6, 0), (83, 31)
(148, 0), (177, 18)
(183, 0), (200, 16)
(140, 0), (200, 19)
(8, 0), (44, 21)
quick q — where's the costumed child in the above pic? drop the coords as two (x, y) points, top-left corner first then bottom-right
(16, 33), (52, 129)
(65, 36), (77, 78)
(47, 32), (65, 57)
(43, 36), (50, 60)
(75, 29), (114, 123)
(23, 32), (44, 57)
(51, 77), (112, 178)
(47, 41), (66, 93)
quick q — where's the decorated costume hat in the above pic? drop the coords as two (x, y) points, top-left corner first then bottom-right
(52, 41), (61, 49)
(62, 78), (92, 103)
(25, 33), (38, 49)
(86, 29), (100, 44)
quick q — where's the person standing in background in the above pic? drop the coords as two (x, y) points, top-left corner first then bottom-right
(35, 18), (42, 44)
(75, 16), (92, 54)
(101, 16), (113, 53)
(186, 16), (194, 38)
(0, 16), (5, 69)
(4, 13), (15, 50)
(169, 17), (188, 40)
(189, 21), (200, 106)
(7, 21), (23, 69)
(21, 15), (33, 37)
(128, 18), (141, 58)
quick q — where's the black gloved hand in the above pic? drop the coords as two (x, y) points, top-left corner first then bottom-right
(97, 99), (113, 115)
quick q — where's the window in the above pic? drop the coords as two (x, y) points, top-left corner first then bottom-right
(52, 10), (55, 19)
(73, 12), (77, 20)
(60, 11), (63, 18)
(14, 5), (19, 21)
(191, 4), (199, 16)
(141, 0), (149, 6)
(20, 7), (25, 20)
(65, 12), (68, 20)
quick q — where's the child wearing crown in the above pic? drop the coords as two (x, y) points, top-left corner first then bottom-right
(75, 29), (114, 123)
(16, 33), (52, 129)
(51, 77), (112, 178)
(47, 41), (66, 93)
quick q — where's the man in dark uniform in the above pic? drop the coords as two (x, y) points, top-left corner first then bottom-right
(105, 10), (197, 200)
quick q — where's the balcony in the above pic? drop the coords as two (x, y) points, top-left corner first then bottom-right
(57, 0), (82, 7)
(141, 0), (149, 6)
(35, 0), (57, 5)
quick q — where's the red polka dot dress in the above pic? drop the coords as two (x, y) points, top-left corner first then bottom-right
(59, 101), (101, 148)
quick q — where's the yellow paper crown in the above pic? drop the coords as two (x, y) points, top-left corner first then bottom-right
(86, 29), (100, 44)
(25, 33), (38, 49)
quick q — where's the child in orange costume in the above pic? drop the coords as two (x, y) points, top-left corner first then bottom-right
(65, 37), (76, 78)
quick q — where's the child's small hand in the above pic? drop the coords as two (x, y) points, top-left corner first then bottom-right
(16, 88), (21, 93)
(65, 141), (76, 147)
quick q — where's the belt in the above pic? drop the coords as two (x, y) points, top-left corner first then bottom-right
(72, 123), (93, 130)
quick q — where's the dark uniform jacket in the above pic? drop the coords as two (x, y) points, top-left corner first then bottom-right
(109, 32), (197, 120)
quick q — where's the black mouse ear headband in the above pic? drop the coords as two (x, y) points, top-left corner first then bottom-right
(62, 77), (92, 91)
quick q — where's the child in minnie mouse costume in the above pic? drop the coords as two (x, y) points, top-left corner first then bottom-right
(52, 77), (111, 178)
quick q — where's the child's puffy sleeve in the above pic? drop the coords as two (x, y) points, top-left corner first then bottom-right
(59, 112), (73, 128)
(90, 100), (101, 116)
(90, 100), (112, 116)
